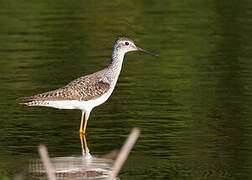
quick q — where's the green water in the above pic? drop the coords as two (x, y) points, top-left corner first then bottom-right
(1, 0), (252, 179)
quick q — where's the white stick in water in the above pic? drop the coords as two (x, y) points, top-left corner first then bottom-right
(108, 128), (140, 180)
(38, 145), (56, 180)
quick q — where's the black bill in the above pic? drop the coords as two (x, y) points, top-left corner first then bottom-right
(137, 47), (158, 56)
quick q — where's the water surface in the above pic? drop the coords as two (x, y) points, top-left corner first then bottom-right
(0, 0), (252, 179)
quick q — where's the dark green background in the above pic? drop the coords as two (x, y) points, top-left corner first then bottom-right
(0, 0), (252, 179)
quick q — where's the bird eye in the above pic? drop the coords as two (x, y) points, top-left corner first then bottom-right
(125, 42), (129, 45)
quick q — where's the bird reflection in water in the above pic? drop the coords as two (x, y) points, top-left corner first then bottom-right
(80, 134), (91, 157)
(28, 134), (116, 180)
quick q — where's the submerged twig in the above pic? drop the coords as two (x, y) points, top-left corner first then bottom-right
(35, 128), (140, 180)
(107, 128), (140, 180)
(38, 145), (56, 180)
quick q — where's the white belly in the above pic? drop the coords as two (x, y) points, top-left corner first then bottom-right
(38, 88), (113, 112)
(36, 72), (120, 113)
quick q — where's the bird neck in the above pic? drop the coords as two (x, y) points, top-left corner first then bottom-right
(109, 49), (125, 74)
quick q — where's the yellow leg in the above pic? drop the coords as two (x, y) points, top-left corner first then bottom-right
(79, 111), (84, 134)
(80, 134), (85, 155)
(83, 117), (88, 134)
(80, 111), (90, 135)
(83, 134), (88, 152)
(80, 134), (89, 155)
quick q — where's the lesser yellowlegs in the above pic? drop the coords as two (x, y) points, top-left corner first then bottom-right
(17, 37), (156, 135)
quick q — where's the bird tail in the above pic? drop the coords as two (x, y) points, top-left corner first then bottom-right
(16, 96), (36, 106)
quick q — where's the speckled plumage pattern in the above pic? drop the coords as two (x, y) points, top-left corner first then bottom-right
(17, 37), (134, 108)
(17, 37), (154, 134)
(17, 70), (111, 105)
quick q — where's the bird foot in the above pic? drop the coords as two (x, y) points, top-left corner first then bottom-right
(79, 130), (87, 136)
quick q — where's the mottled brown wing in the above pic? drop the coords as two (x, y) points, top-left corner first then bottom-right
(17, 78), (110, 103)
(16, 88), (79, 103)
(66, 78), (110, 101)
